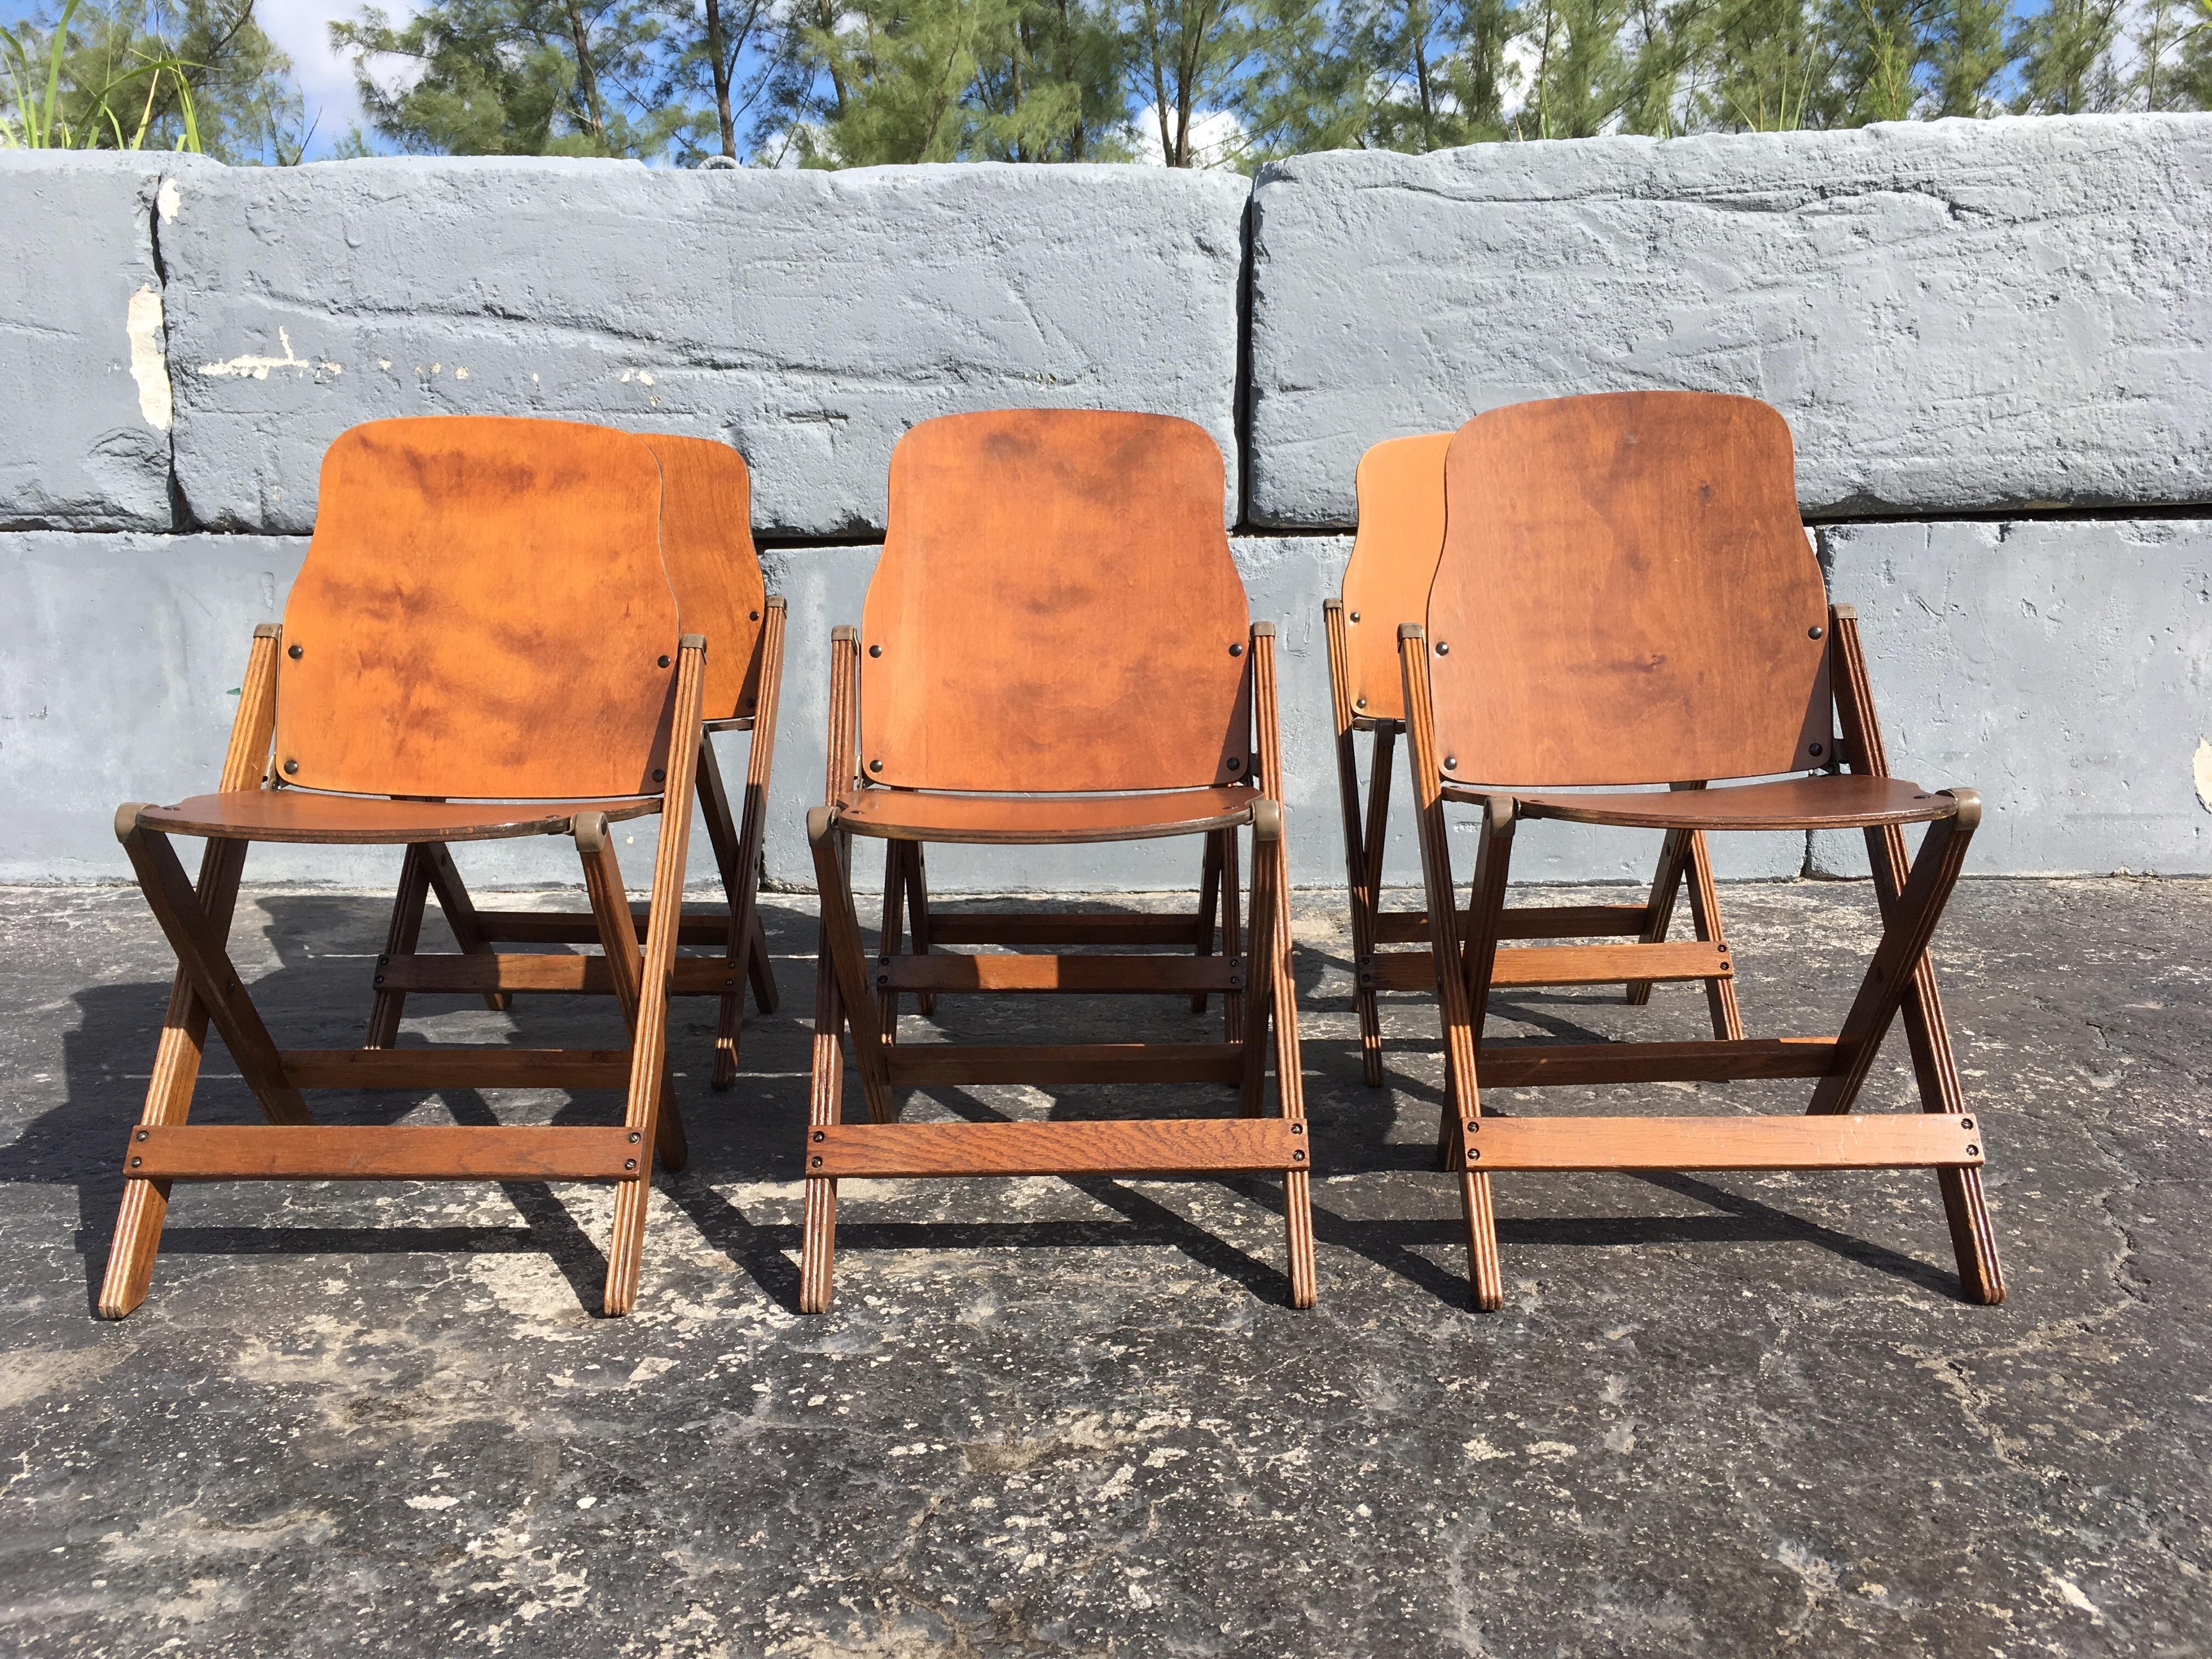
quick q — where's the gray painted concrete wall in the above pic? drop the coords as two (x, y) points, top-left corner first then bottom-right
(2, 119), (2208, 889)
(1247, 116), (2212, 528)
(157, 159), (1249, 535)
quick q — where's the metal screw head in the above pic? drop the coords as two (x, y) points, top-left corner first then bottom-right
(1227, 757), (1241, 771)
(287, 643), (302, 660)
(1349, 611), (1360, 622)
(870, 758), (884, 773)
(658, 654), (671, 667)
(1960, 1117), (1974, 1129)
(1809, 625), (1825, 640)
(1466, 1147), (1481, 1161)
(624, 1158), (638, 1171)
(1229, 642), (1244, 657)
(628, 1131), (642, 1144)
(869, 644), (883, 658)
(812, 1130), (825, 1142)
(135, 1129), (148, 1142)
(131, 1156), (142, 1168)
(1809, 742), (1824, 757)
(283, 759), (299, 775)
(1444, 755), (1458, 770)
(1292, 1149), (1306, 1161)
(1291, 1122), (1305, 1134)
(1965, 1144), (1980, 1157)
(653, 768), (666, 783)
(1355, 697), (1367, 709)
(749, 610), (760, 621)
(1434, 641), (1449, 655)
(810, 1155), (822, 1168)
(1465, 1120), (1479, 1133)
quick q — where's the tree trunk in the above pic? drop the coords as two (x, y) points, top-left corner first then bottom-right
(705, 0), (737, 157)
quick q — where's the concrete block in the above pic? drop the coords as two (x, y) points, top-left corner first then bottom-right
(160, 158), (1248, 535)
(1814, 518), (2211, 876)
(1248, 115), (2212, 528)
(0, 154), (204, 531)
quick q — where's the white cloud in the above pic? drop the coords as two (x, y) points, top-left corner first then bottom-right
(256, 0), (424, 154)
(1128, 104), (1244, 168)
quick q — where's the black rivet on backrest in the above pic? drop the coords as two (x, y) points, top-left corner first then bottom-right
(1809, 625), (1824, 639)
(869, 644), (883, 658)
(653, 768), (666, 783)
(658, 655), (671, 667)
(1435, 642), (1449, 655)
(283, 759), (299, 775)
(1229, 643), (1244, 657)
(870, 759), (884, 773)
(287, 643), (302, 660)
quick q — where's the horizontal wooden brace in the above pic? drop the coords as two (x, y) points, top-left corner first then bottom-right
(876, 953), (1244, 994)
(1475, 1037), (1840, 1087)
(279, 1047), (633, 1090)
(881, 1043), (1246, 1087)
(1372, 905), (1650, 946)
(1360, 939), (1731, 992)
(124, 1124), (644, 1181)
(926, 912), (1202, 946)
(1451, 1112), (1985, 1172)
(473, 906), (728, 947)
(808, 1117), (1306, 1177)
(378, 953), (738, 997)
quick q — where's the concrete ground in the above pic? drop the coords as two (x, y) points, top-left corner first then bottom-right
(0, 875), (2206, 1656)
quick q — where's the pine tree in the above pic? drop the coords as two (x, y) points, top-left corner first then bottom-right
(2006, 0), (2122, 113)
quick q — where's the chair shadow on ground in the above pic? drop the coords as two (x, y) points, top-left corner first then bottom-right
(25, 885), (1962, 1321)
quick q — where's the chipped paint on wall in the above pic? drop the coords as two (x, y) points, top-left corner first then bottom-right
(155, 176), (181, 222)
(126, 285), (171, 431)
(197, 328), (342, 383)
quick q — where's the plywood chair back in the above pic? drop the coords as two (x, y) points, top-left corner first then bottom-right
(1340, 431), (1452, 724)
(1427, 391), (1833, 788)
(638, 434), (768, 723)
(858, 409), (1253, 794)
(274, 416), (680, 801)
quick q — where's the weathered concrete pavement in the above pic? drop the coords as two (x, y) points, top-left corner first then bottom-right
(0, 878), (2205, 1655)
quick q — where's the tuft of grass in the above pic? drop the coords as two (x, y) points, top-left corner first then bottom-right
(1, 0), (202, 151)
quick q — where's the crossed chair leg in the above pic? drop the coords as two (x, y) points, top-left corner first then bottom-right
(1323, 601), (1742, 1091)
(98, 632), (709, 1320)
(1397, 623), (2005, 1313)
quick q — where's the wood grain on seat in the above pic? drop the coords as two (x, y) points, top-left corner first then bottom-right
(274, 417), (681, 801)
(638, 434), (766, 722)
(1427, 391), (1833, 787)
(1342, 432), (1451, 724)
(836, 785), (1259, 845)
(135, 791), (661, 846)
(858, 409), (1253, 793)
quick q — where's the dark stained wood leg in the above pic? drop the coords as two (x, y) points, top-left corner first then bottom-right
(1191, 830), (1223, 1015)
(419, 842), (511, 1014)
(1355, 723), (1396, 1088)
(1682, 832), (1746, 1041)
(578, 823), (687, 1178)
(1220, 827), (1243, 1044)
(696, 733), (749, 1092)
(808, 810), (895, 1125)
(366, 845), (433, 1050)
(1238, 817), (1281, 1120)
(116, 815), (312, 1127)
(878, 838), (908, 1044)
(904, 841), (936, 1020)
(1807, 795), (1981, 1119)
(102, 623), (281, 1320)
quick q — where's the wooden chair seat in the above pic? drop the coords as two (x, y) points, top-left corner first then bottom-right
(137, 790), (661, 846)
(1482, 774), (1959, 831)
(833, 785), (1260, 846)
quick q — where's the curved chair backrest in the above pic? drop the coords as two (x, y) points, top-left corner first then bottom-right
(275, 416), (681, 801)
(858, 409), (1253, 794)
(1426, 391), (1833, 787)
(638, 434), (766, 722)
(1340, 432), (1452, 723)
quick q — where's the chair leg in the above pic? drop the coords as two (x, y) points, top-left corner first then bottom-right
(698, 734), (750, 1093)
(1220, 828), (1243, 1043)
(1355, 725), (1396, 1087)
(1807, 794), (1981, 1118)
(365, 845), (433, 1049)
(800, 902), (844, 1314)
(1625, 827), (1693, 1007)
(418, 842), (511, 1013)
(100, 834), (253, 1319)
(878, 839), (909, 1043)
(1191, 830), (1223, 1015)
(578, 826), (687, 1177)
(1681, 832), (1746, 1041)
(903, 841), (936, 1020)
(808, 810), (896, 1124)
(1250, 807), (1317, 1307)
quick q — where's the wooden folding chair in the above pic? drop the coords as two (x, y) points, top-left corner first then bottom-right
(1398, 391), (2004, 1310)
(362, 431), (786, 1092)
(1325, 432), (1744, 1089)
(101, 416), (708, 1319)
(798, 409), (1317, 1313)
